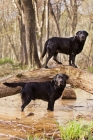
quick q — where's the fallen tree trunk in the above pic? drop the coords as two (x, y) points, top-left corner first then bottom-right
(0, 65), (93, 98)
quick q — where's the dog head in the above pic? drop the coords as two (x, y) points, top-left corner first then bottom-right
(52, 74), (68, 88)
(76, 30), (88, 42)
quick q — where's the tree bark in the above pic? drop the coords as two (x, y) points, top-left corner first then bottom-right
(63, 0), (78, 36)
(34, 0), (45, 55)
(49, 1), (61, 37)
(15, 0), (27, 65)
(0, 65), (93, 98)
(21, 0), (41, 68)
(46, 0), (49, 40)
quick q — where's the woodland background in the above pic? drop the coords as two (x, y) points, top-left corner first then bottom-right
(0, 0), (93, 70)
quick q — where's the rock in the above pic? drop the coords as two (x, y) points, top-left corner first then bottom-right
(62, 87), (76, 99)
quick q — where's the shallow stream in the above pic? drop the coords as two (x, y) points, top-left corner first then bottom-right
(0, 89), (93, 139)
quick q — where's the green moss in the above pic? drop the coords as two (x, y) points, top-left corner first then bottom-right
(0, 58), (13, 65)
(88, 67), (93, 73)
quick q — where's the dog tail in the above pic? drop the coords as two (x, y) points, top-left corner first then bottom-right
(42, 41), (47, 58)
(3, 82), (26, 88)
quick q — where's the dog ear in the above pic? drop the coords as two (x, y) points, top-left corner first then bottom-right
(63, 74), (69, 80)
(84, 31), (88, 36)
(53, 74), (58, 81)
(76, 31), (80, 37)
(52, 74), (59, 83)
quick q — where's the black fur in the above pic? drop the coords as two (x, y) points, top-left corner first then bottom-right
(3, 74), (68, 112)
(42, 30), (88, 68)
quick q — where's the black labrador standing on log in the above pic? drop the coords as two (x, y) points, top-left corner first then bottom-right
(3, 74), (68, 112)
(42, 30), (88, 68)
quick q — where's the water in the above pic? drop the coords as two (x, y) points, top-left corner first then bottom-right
(0, 88), (93, 139)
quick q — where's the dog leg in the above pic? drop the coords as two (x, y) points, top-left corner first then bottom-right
(45, 54), (53, 68)
(53, 53), (62, 64)
(47, 100), (55, 111)
(71, 54), (77, 68)
(69, 53), (77, 68)
(69, 55), (72, 66)
(21, 98), (31, 111)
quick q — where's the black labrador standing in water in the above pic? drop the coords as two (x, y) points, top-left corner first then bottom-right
(3, 74), (68, 112)
(42, 30), (88, 68)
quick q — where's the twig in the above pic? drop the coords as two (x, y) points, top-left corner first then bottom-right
(17, 123), (31, 128)
(0, 133), (24, 140)
(0, 120), (31, 128)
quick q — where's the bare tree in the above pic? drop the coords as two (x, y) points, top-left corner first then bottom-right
(49, 1), (61, 36)
(63, 0), (79, 35)
(46, 0), (49, 40)
(34, 0), (46, 56)
(15, 0), (28, 65)
(18, 0), (41, 68)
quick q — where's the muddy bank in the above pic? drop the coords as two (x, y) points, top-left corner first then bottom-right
(0, 89), (93, 139)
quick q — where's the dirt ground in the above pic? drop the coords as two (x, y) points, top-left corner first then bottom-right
(0, 88), (93, 139)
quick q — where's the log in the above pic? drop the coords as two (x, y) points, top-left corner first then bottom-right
(62, 87), (76, 99)
(0, 65), (93, 98)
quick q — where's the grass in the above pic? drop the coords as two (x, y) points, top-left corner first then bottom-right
(88, 67), (93, 73)
(27, 120), (93, 140)
(26, 136), (39, 140)
(26, 135), (53, 140)
(27, 137), (53, 140)
(58, 120), (93, 140)
(0, 58), (13, 65)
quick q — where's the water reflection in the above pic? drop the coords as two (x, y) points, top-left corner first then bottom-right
(0, 88), (93, 139)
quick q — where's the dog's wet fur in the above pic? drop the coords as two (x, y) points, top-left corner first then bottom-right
(42, 30), (88, 68)
(3, 74), (68, 111)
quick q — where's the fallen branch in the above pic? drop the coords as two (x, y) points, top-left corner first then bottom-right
(0, 65), (93, 98)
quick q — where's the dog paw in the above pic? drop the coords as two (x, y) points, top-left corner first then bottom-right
(21, 107), (24, 112)
(58, 62), (62, 64)
(69, 64), (78, 68)
(72, 64), (78, 68)
(47, 108), (54, 111)
(74, 65), (78, 68)
(45, 66), (48, 68)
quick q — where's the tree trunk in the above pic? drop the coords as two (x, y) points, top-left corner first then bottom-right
(20, 10), (28, 65)
(34, 0), (45, 56)
(63, 0), (78, 36)
(71, 0), (78, 36)
(0, 65), (93, 98)
(15, 0), (28, 65)
(46, 0), (49, 40)
(21, 0), (41, 68)
(49, 2), (61, 37)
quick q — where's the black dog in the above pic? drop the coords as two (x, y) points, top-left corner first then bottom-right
(3, 74), (68, 111)
(3, 74), (68, 112)
(42, 30), (88, 68)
